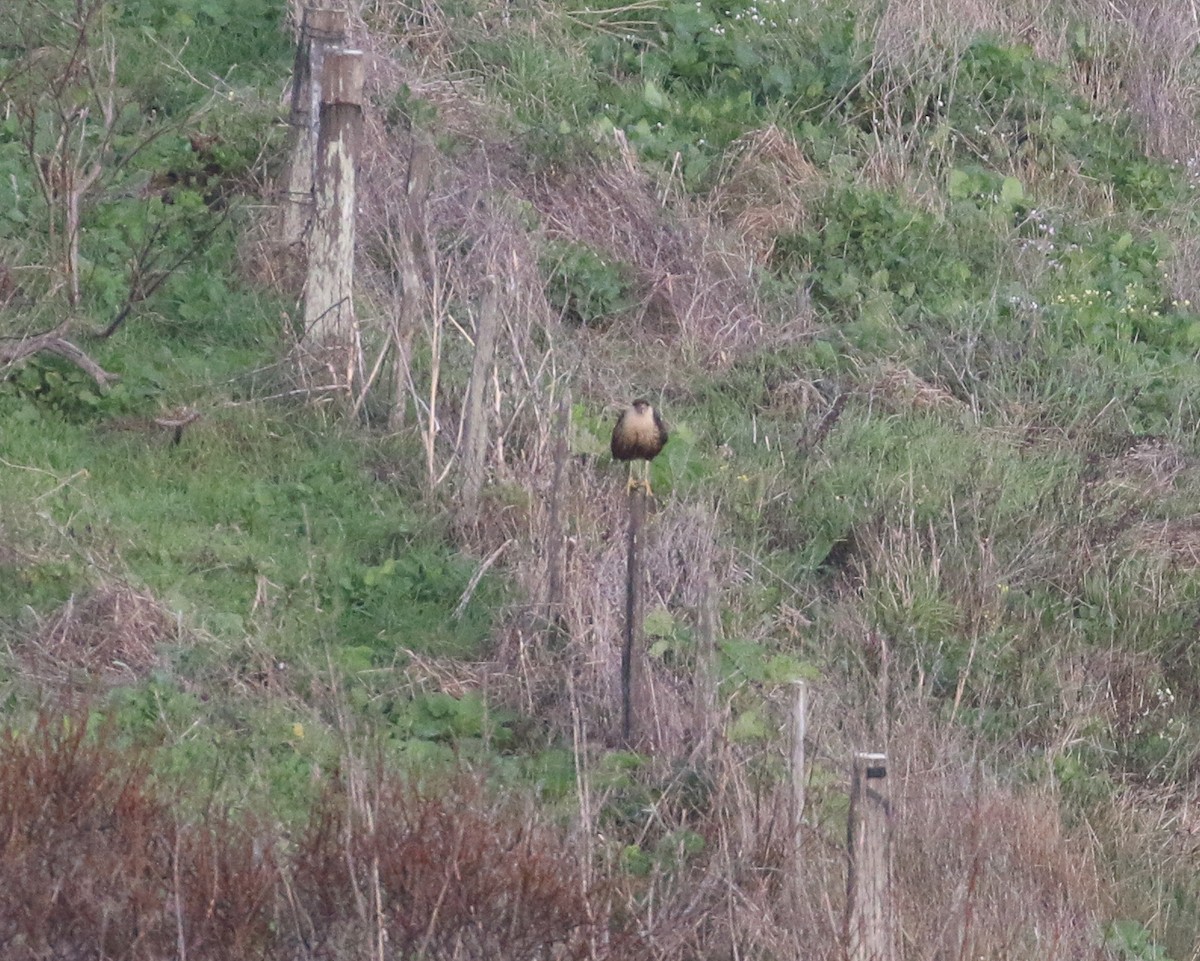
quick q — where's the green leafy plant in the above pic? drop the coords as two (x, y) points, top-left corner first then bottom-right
(772, 185), (989, 324)
(115, 0), (292, 114)
(1042, 228), (1192, 352)
(1104, 919), (1175, 961)
(329, 547), (500, 657)
(4, 356), (107, 420)
(541, 238), (634, 327)
(582, 0), (866, 186)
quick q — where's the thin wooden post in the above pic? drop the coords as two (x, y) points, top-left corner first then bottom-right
(846, 752), (894, 961)
(544, 389), (571, 629)
(621, 489), (647, 747)
(283, 8), (348, 247)
(790, 681), (808, 858)
(694, 563), (718, 761)
(387, 139), (432, 431)
(303, 49), (364, 389)
(460, 277), (500, 518)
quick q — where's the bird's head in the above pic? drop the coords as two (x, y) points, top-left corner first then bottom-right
(631, 399), (651, 413)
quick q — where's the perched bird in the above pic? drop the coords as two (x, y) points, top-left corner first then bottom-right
(611, 399), (668, 495)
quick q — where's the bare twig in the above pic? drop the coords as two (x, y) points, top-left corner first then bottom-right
(452, 539), (511, 620)
(0, 325), (117, 386)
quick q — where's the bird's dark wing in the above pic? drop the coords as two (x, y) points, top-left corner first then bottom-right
(611, 410), (633, 461)
(653, 408), (669, 452)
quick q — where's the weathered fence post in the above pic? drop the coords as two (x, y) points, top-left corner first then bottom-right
(621, 489), (647, 747)
(282, 8), (348, 247)
(846, 752), (894, 961)
(303, 48), (364, 391)
(459, 276), (500, 518)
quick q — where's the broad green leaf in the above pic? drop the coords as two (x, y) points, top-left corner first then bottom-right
(644, 607), (676, 638)
(947, 168), (971, 200)
(1000, 176), (1024, 206)
(643, 79), (668, 111)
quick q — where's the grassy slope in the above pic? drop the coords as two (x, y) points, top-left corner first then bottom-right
(3, 0), (1200, 957)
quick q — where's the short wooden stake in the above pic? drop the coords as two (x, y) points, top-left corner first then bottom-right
(846, 752), (894, 961)
(790, 681), (808, 860)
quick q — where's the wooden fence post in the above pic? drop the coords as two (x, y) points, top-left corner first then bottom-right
(459, 277), (500, 518)
(621, 489), (647, 747)
(694, 562), (719, 761)
(303, 48), (364, 390)
(846, 752), (894, 961)
(282, 8), (348, 247)
(387, 139), (432, 432)
(790, 681), (809, 861)
(544, 388), (571, 629)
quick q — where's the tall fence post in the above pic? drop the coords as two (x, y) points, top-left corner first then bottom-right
(459, 276), (500, 519)
(621, 489), (646, 747)
(282, 8), (348, 248)
(302, 48), (364, 391)
(544, 388), (571, 631)
(846, 752), (894, 961)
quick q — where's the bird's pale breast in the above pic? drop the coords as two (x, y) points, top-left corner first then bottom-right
(624, 408), (660, 446)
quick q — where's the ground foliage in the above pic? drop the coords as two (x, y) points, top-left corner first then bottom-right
(3, 0), (1200, 957)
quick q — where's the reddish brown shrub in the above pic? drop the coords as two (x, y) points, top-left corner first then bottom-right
(172, 815), (280, 961)
(0, 712), (171, 960)
(0, 711), (281, 961)
(293, 768), (622, 960)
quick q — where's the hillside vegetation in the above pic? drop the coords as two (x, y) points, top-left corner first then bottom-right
(3, 0), (1200, 958)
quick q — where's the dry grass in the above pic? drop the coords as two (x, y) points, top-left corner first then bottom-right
(1078, 782), (1200, 961)
(293, 767), (623, 960)
(858, 0), (1200, 208)
(871, 0), (1013, 68)
(1166, 224), (1200, 312)
(0, 711), (278, 961)
(894, 768), (1109, 959)
(1124, 517), (1200, 568)
(0, 689), (1154, 960)
(529, 160), (769, 358)
(549, 687), (1120, 961)
(1102, 436), (1189, 497)
(836, 696), (1111, 959)
(870, 361), (966, 413)
(20, 582), (176, 686)
(710, 125), (821, 262)
(1067, 647), (1171, 740)
(489, 479), (730, 755)
(1075, 0), (1200, 163)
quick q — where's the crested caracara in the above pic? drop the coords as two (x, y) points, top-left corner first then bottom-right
(611, 399), (668, 494)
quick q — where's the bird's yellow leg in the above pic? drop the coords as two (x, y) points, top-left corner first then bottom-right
(642, 460), (654, 497)
(626, 462), (638, 493)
